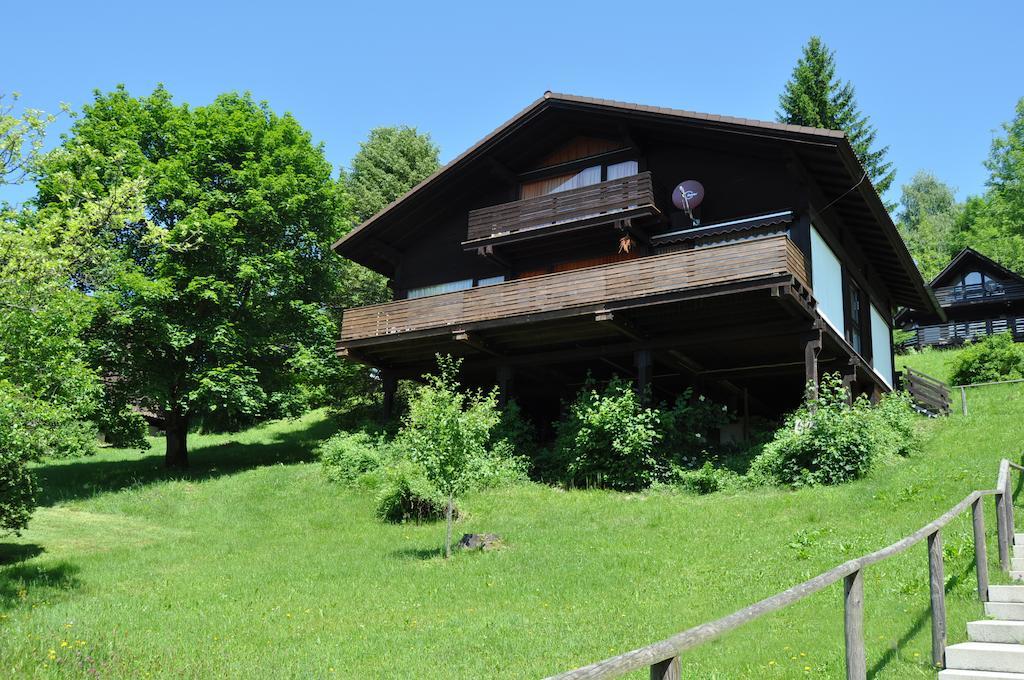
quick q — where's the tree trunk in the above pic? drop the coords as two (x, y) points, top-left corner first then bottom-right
(164, 409), (190, 469)
(444, 493), (454, 559)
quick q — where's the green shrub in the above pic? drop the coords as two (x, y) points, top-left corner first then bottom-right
(950, 332), (1024, 385)
(750, 373), (919, 487)
(493, 400), (539, 458)
(660, 389), (731, 467)
(672, 461), (739, 494)
(554, 377), (662, 490)
(318, 431), (385, 484)
(374, 459), (448, 523)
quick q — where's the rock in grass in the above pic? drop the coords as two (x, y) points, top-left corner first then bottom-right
(456, 533), (503, 551)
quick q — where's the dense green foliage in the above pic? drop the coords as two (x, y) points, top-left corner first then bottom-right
(897, 171), (965, 279)
(777, 36), (895, 200)
(343, 125), (440, 222)
(950, 332), (1024, 385)
(751, 374), (920, 486)
(33, 86), (346, 467)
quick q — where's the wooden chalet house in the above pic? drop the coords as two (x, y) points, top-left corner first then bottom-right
(896, 248), (1024, 349)
(333, 93), (938, 423)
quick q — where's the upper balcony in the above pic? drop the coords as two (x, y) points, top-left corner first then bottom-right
(463, 171), (659, 249)
(339, 234), (810, 352)
(933, 281), (1024, 307)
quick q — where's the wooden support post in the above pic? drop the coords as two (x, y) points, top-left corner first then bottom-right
(635, 349), (652, 403)
(973, 498), (989, 601)
(842, 366), (857, 405)
(928, 530), (947, 669)
(997, 491), (1010, 571)
(961, 386), (968, 416)
(650, 656), (680, 680)
(802, 331), (822, 400)
(844, 569), (867, 680)
(496, 365), (514, 407)
(381, 370), (397, 421)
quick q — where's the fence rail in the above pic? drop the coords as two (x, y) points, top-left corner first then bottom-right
(546, 457), (1021, 680)
(900, 367), (952, 416)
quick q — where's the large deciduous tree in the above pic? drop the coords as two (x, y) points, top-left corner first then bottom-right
(896, 171), (964, 280)
(778, 37), (896, 203)
(35, 86), (345, 468)
(961, 98), (1024, 273)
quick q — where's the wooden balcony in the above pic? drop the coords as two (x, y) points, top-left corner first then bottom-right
(464, 171), (658, 246)
(339, 235), (809, 347)
(933, 282), (1024, 307)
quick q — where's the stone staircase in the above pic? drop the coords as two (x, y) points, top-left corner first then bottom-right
(940, 535), (1024, 678)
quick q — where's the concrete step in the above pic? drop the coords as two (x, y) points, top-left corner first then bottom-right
(972, 621), (1024, 644)
(939, 670), (1024, 679)
(991, 586), (1024, 604)
(986, 602), (1024, 620)
(1011, 558), (1024, 571)
(1010, 571), (1024, 582)
(1014, 545), (1024, 558)
(1015, 533), (1024, 545)
(945, 642), (1024, 673)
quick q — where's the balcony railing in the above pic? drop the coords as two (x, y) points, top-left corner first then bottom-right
(933, 282), (1024, 306)
(465, 171), (657, 243)
(339, 234), (809, 344)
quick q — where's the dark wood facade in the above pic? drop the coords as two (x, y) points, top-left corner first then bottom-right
(333, 93), (937, 422)
(897, 248), (1024, 348)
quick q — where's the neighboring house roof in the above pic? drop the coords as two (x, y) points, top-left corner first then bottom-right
(333, 92), (937, 314)
(928, 247), (1024, 289)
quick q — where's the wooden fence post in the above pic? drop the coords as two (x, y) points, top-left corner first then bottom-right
(973, 498), (989, 601)
(844, 569), (867, 680)
(997, 491), (1010, 571)
(928, 530), (947, 669)
(960, 386), (968, 416)
(1006, 473), (1016, 540)
(650, 656), (680, 680)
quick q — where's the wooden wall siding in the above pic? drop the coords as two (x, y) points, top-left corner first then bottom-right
(340, 235), (809, 342)
(536, 136), (624, 169)
(466, 172), (656, 242)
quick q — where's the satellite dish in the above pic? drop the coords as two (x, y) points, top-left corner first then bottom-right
(671, 180), (705, 212)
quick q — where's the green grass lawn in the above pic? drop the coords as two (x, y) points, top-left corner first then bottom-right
(1, 358), (1022, 678)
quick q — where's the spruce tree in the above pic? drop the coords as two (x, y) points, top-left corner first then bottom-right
(778, 37), (896, 203)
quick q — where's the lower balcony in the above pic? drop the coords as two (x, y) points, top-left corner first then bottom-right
(339, 235), (809, 351)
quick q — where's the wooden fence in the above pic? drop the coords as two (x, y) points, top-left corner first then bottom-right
(546, 458), (1022, 680)
(900, 367), (951, 416)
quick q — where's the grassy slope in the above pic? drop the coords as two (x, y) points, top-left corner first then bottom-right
(1, 350), (1021, 679)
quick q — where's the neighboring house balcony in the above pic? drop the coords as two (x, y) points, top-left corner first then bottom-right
(933, 281), (1024, 307)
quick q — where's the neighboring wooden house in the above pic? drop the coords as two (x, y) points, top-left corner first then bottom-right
(332, 93), (938, 423)
(896, 248), (1024, 349)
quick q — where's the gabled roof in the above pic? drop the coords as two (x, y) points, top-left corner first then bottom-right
(333, 92), (938, 314)
(929, 247), (1024, 288)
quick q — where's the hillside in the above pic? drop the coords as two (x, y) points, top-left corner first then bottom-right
(0, 347), (1021, 678)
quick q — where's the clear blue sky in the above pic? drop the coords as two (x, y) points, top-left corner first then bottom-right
(5, 0), (1022, 207)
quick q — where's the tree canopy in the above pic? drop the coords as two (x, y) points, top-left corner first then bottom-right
(896, 171), (964, 280)
(34, 86), (346, 467)
(343, 126), (440, 223)
(778, 37), (896, 203)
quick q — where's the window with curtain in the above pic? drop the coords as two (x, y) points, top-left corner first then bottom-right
(847, 282), (864, 355)
(406, 279), (473, 299)
(521, 166), (601, 199)
(605, 160), (638, 180)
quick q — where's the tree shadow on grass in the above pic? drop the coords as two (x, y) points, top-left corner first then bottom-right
(867, 559), (976, 678)
(0, 560), (80, 612)
(0, 543), (43, 565)
(389, 546), (446, 561)
(34, 415), (340, 506)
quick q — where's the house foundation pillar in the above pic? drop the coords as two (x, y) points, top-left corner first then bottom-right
(381, 370), (397, 421)
(634, 349), (652, 403)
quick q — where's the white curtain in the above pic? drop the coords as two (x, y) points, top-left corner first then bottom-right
(605, 160), (638, 181)
(870, 303), (894, 387)
(810, 226), (846, 337)
(407, 279), (473, 299)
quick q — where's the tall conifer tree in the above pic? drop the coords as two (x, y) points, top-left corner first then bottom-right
(778, 37), (896, 203)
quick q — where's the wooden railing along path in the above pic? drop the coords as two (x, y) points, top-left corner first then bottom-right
(547, 458), (1023, 680)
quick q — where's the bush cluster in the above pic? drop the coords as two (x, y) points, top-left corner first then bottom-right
(950, 332), (1024, 385)
(551, 377), (731, 491)
(749, 373), (920, 487)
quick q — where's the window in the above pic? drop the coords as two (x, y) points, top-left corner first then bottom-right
(406, 279), (473, 299)
(847, 282), (865, 355)
(810, 226), (845, 336)
(477, 275), (505, 287)
(520, 159), (639, 199)
(963, 271), (983, 286)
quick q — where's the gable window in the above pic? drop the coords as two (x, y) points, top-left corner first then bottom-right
(520, 159), (638, 199)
